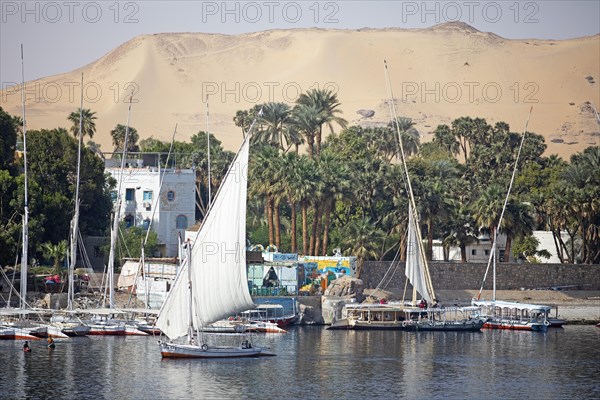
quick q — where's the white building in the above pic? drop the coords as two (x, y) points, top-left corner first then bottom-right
(432, 231), (565, 263)
(106, 160), (196, 258)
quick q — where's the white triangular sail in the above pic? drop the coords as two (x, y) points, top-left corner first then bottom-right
(156, 135), (254, 340)
(405, 205), (433, 304)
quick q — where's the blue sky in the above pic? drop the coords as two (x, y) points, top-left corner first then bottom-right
(1, 1), (599, 84)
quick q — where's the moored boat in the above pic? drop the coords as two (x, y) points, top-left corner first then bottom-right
(472, 299), (551, 332)
(155, 111), (275, 358)
(0, 325), (39, 340)
(328, 303), (485, 332)
(158, 339), (275, 358)
(241, 304), (297, 328)
(28, 323), (70, 339)
(58, 322), (91, 337)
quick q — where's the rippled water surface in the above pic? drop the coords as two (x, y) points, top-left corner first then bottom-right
(1, 326), (598, 399)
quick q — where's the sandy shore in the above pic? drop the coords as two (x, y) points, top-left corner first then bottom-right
(365, 289), (600, 324)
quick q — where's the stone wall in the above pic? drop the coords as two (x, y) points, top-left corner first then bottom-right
(362, 261), (600, 291)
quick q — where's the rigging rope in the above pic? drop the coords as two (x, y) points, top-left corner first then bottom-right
(476, 106), (534, 300)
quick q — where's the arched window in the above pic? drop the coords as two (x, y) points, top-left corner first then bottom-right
(176, 215), (188, 229)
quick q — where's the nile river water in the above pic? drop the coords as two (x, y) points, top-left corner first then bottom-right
(1, 326), (598, 400)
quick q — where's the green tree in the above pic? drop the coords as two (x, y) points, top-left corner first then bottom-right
(290, 104), (320, 157)
(317, 149), (352, 256)
(296, 88), (347, 156)
(276, 152), (301, 253)
(68, 108), (97, 139)
(563, 146), (600, 263)
(233, 105), (262, 138)
(42, 240), (68, 276)
(471, 184), (505, 247)
(390, 118), (420, 159)
(295, 156), (319, 255)
(110, 124), (139, 154)
(253, 102), (302, 153)
(502, 201), (534, 262)
(249, 145), (280, 246)
(23, 129), (112, 258)
(0, 107), (17, 170)
(340, 218), (383, 279)
(512, 235), (551, 263)
(103, 222), (159, 268)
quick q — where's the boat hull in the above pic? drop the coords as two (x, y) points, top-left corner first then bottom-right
(482, 320), (549, 332)
(402, 320), (485, 332)
(124, 325), (149, 336)
(328, 318), (405, 330)
(87, 324), (127, 336)
(158, 341), (275, 358)
(61, 325), (91, 337)
(328, 318), (484, 332)
(270, 316), (298, 329)
(30, 325), (70, 339)
(548, 318), (566, 328)
(0, 327), (40, 340)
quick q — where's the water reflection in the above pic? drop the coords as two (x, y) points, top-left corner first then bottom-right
(0, 326), (598, 399)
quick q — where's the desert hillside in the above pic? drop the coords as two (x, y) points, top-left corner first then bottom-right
(1, 22), (598, 157)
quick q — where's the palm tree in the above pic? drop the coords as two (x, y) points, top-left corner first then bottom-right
(389, 118), (420, 158)
(253, 102), (302, 153)
(340, 218), (383, 279)
(110, 124), (139, 154)
(381, 165), (410, 260)
(471, 184), (505, 255)
(291, 104), (320, 158)
(318, 150), (352, 256)
(42, 240), (68, 276)
(68, 109), (97, 139)
(233, 105), (262, 138)
(233, 110), (250, 137)
(444, 203), (478, 261)
(294, 156), (319, 255)
(502, 200), (534, 262)
(419, 179), (450, 260)
(268, 155), (286, 248)
(432, 124), (459, 156)
(249, 145), (280, 246)
(277, 153), (301, 253)
(296, 89), (347, 156)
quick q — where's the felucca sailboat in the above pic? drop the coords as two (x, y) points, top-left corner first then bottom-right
(156, 110), (274, 358)
(329, 61), (484, 331)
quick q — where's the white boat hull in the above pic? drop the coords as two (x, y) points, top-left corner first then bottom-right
(0, 326), (39, 340)
(88, 323), (126, 336)
(158, 341), (275, 358)
(61, 324), (91, 337)
(30, 324), (70, 339)
(482, 319), (549, 332)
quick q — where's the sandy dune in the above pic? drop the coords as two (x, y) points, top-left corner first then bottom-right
(1, 22), (598, 157)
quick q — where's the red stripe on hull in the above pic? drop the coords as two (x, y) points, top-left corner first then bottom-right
(160, 351), (266, 359)
(482, 322), (534, 331)
(14, 334), (41, 340)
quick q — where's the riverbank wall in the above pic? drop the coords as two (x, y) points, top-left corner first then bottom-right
(361, 261), (600, 291)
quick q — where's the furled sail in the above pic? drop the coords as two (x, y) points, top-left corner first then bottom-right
(405, 205), (433, 304)
(156, 136), (255, 340)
